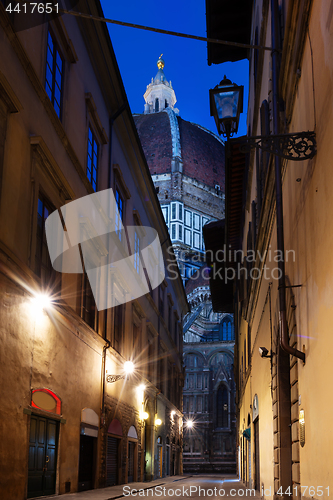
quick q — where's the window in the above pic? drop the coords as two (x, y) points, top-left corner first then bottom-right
(115, 188), (124, 240)
(148, 342), (153, 381)
(134, 230), (140, 274)
(165, 100), (168, 108)
(161, 206), (169, 224)
(171, 203), (176, 220)
(133, 322), (140, 356)
(35, 195), (55, 286)
(87, 126), (98, 191)
(155, 98), (159, 112)
(114, 301), (123, 353)
(82, 272), (98, 331)
(45, 30), (63, 119)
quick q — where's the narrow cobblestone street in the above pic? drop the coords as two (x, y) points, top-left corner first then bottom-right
(47, 476), (261, 500)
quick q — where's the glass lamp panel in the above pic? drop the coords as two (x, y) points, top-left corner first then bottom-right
(214, 90), (239, 119)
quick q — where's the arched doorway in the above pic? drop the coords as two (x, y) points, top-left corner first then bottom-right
(28, 389), (62, 498)
(107, 419), (123, 486)
(127, 426), (138, 483)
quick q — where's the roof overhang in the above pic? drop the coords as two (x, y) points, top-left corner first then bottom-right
(225, 138), (248, 254)
(203, 219), (234, 313)
(202, 139), (248, 313)
(206, 0), (254, 64)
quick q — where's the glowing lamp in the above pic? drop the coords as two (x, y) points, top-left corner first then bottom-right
(124, 361), (134, 375)
(30, 293), (52, 316)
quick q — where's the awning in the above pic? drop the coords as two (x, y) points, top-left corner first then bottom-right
(206, 0), (254, 65)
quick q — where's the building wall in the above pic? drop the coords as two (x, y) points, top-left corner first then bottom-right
(233, 0), (333, 498)
(0, 2), (187, 499)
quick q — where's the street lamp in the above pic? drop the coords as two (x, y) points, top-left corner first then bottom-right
(210, 75), (316, 161)
(209, 75), (244, 139)
(106, 360), (135, 383)
(30, 293), (52, 318)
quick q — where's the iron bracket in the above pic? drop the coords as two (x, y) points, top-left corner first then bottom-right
(239, 131), (316, 161)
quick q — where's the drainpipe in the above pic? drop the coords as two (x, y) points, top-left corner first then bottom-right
(271, 0), (305, 362)
(101, 339), (111, 426)
(101, 103), (128, 425)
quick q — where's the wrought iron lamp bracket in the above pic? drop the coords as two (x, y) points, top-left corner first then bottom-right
(106, 374), (125, 383)
(239, 131), (316, 161)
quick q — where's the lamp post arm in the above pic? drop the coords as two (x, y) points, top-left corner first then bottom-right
(239, 132), (316, 161)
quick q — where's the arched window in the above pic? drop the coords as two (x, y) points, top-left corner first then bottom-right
(217, 385), (228, 428)
(155, 98), (159, 112)
(220, 317), (235, 341)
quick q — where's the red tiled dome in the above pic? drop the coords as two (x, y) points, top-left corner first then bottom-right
(185, 265), (210, 295)
(134, 112), (172, 175)
(134, 112), (225, 190)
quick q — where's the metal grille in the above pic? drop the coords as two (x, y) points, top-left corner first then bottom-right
(106, 437), (118, 486)
(128, 442), (135, 482)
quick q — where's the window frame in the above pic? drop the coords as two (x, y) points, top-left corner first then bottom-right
(45, 28), (64, 120)
(86, 124), (99, 191)
(115, 187), (124, 241)
(35, 193), (56, 287)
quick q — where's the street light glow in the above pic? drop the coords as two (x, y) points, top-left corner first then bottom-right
(124, 361), (134, 374)
(187, 420), (193, 428)
(30, 293), (52, 316)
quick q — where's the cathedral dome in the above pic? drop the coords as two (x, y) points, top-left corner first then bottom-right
(134, 111), (225, 190)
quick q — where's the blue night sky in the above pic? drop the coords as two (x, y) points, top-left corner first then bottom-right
(100, 0), (249, 138)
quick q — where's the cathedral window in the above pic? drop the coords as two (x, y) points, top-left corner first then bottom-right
(165, 99), (168, 108)
(155, 98), (159, 112)
(171, 203), (176, 220)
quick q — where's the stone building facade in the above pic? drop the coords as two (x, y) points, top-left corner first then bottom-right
(206, 0), (333, 496)
(134, 57), (237, 473)
(0, 3), (187, 499)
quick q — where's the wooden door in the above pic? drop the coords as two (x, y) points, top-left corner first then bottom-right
(28, 415), (58, 498)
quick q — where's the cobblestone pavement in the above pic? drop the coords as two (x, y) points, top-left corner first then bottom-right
(47, 475), (262, 500)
